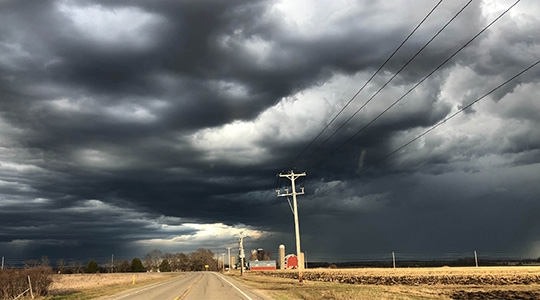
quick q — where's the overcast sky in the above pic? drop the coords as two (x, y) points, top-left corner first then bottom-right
(1, 0), (539, 264)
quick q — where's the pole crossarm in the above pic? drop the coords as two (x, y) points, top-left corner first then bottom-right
(276, 171), (306, 197)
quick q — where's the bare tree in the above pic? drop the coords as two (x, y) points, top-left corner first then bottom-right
(41, 256), (50, 267)
(189, 249), (216, 271)
(56, 259), (66, 274)
(69, 261), (84, 274)
(24, 259), (40, 269)
(144, 249), (163, 272)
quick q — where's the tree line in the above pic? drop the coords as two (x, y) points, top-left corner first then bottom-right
(51, 248), (219, 274)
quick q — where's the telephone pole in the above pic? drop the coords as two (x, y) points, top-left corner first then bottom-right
(239, 236), (245, 276)
(227, 247), (232, 272)
(221, 254), (226, 272)
(277, 170), (306, 282)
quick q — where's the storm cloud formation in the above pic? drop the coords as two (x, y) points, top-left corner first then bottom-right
(1, 0), (539, 263)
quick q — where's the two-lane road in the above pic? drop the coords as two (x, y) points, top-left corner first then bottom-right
(104, 272), (271, 300)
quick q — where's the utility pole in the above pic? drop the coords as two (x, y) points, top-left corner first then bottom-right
(277, 170), (306, 283)
(111, 254), (114, 273)
(239, 236), (245, 276)
(227, 247), (232, 272)
(392, 252), (396, 269)
(474, 250), (478, 267)
(216, 250), (219, 271)
(221, 254), (226, 272)
(1, 256), (4, 271)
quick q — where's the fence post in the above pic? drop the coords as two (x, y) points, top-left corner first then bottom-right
(28, 275), (34, 299)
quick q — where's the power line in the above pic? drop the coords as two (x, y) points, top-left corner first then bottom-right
(308, 58), (539, 201)
(306, 0), (521, 170)
(367, 59), (540, 171)
(287, 0), (446, 168)
(270, 0), (449, 216)
(297, 0), (474, 167)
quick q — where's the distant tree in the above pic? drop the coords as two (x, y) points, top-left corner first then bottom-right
(131, 258), (146, 272)
(56, 259), (66, 274)
(24, 259), (40, 269)
(189, 249), (217, 271)
(169, 252), (190, 272)
(68, 261), (84, 274)
(159, 259), (171, 272)
(118, 260), (132, 272)
(41, 256), (50, 267)
(85, 260), (99, 273)
(144, 249), (163, 272)
(176, 253), (191, 272)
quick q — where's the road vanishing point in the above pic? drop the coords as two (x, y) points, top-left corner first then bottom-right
(101, 272), (271, 300)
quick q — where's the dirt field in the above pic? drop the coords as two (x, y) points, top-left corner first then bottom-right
(239, 267), (540, 299)
(255, 266), (540, 285)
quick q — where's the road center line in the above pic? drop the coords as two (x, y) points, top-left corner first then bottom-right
(178, 273), (203, 300)
(215, 273), (254, 300)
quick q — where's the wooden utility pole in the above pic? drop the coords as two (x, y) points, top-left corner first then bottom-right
(239, 236), (245, 276)
(474, 250), (478, 267)
(277, 170), (306, 282)
(392, 252), (396, 269)
(227, 247), (232, 272)
(221, 254), (226, 272)
(1, 256), (4, 270)
(111, 254), (114, 273)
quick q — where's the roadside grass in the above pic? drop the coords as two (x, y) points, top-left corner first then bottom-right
(45, 273), (183, 300)
(226, 269), (540, 300)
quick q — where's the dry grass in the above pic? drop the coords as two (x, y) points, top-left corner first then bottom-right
(228, 267), (540, 299)
(47, 272), (183, 300)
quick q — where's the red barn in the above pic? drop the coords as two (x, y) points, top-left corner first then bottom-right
(284, 254), (298, 269)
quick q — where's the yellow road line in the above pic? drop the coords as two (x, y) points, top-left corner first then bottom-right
(178, 274), (203, 300)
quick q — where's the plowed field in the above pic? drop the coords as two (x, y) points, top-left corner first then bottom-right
(255, 266), (540, 285)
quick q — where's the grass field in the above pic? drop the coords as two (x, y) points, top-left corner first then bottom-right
(228, 267), (540, 299)
(46, 272), (183, 300)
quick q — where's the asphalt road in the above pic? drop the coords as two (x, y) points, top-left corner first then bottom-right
(105, 272), (271, 300)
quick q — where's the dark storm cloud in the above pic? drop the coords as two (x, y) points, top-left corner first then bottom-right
(0, 0), (539, 261)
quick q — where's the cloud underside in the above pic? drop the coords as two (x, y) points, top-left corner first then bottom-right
(0, 0), (539, 260)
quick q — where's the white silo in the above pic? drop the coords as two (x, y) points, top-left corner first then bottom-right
(279, 244), (285, 270)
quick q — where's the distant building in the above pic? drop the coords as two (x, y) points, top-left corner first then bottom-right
(231, 256), (236, 269)
(284, 254), (298, 269)
(248, 260), (276, 270)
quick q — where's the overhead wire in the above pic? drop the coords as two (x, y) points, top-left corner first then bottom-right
(287, 0), (446, 169)
(307, 58), (540, 201)
(304, 0), (521, 172)
(337, 0), (521, 150)
(298, 0), (475, 167)
(271, 0), (450, 214)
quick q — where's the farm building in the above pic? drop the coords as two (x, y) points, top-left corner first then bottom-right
(248, 260), (276, 270)
(284, 254), (298, 269)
